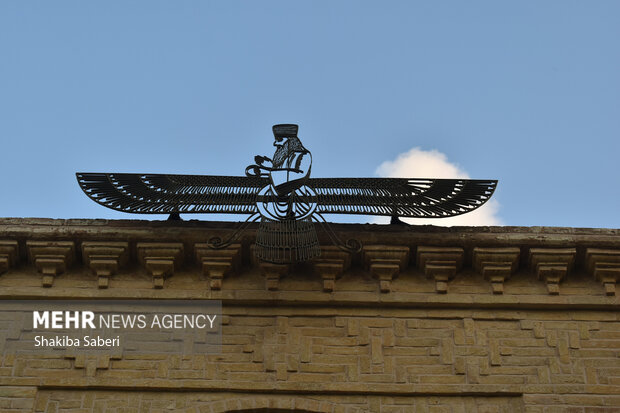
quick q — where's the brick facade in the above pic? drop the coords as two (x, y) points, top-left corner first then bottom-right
(0, 219), (618, 412)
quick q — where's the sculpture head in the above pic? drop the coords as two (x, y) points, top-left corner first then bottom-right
(271, 124), (307, 169)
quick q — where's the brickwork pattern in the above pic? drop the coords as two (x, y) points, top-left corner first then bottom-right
(32, 391), (524, 413)
(0, 309), (618, 411)
(0, 220), (618, 412)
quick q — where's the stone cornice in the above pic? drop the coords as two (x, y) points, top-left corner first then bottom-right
(0, 218), (618, 308)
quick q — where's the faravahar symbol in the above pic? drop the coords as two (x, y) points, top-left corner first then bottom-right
(77, 124), (497, 263)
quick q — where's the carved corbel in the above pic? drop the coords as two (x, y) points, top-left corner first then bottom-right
(0, 241), (19, 275)
(529, 248), (576, 295)
(585, 248), (620, 296)
(260, 262), (289, 291)
(195, 243), (241, 290)
(417, 246), (464, 294)
(313, 246), (352, 292)
(82, 242), (129, 288)
(363, 245), (409, 293)
(136, 243), (184, 289)
(26, 241), (75, 287)
(473, 247), (520, 294)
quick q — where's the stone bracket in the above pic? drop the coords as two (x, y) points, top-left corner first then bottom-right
(473, 247), (520, 294)
(585, 248), (620, 296)
(260, 262), (289, 291)
(363, 245), (409, 293)
(417, 246), (464, 294)
(0, 240), (19, 275)
(313, 246), (352, 292)
(195, 243), (242, 290)
(137, 243), (184, 289)
(529, 248), (576, 295)
(82, 242), (129, 289)
(26, 241), (75, 287)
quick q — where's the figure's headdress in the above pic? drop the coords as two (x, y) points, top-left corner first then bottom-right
(272, 124), (298, 140)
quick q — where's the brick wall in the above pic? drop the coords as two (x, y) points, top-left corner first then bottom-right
(0, 219), (618, 412)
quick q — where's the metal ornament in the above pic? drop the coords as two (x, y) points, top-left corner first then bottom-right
(77, 124), (497, 263)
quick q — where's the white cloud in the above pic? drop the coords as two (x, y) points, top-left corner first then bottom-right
(374, 147), (502, 226)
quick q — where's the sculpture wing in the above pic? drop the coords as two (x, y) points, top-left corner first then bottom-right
(76, 173), (268, 214)
(308, 178), (497, 218)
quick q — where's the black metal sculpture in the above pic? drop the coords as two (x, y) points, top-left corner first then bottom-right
(77, 124), (497, 263)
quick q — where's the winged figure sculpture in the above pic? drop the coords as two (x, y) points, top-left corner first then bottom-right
(77, 124), (497, 263)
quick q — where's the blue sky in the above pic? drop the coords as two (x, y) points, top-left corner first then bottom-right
(0, 1), (618, 227)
